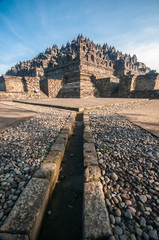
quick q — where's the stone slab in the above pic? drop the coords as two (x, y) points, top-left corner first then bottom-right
(51, 142), (65, 152)
(118, 100), (159, 137)
(14, 98), (148, 111)
(44, 150), (62, 163)
(0, 178), (49, 240)
(0, 233), (28, 240)
(83, 132), (94, 143)
(84, 166), (101, 182)
(84, 156), (99, 166)
(84, 143), (96, 153)
(33, 163), (56, 181)
(0, 103), (36, 133)
(55, 133), (68, 144)
(83, 182), (112, 239)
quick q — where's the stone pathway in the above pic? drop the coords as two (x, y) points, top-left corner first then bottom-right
(0, 100), (159, 240)
(87, 102), (159, 240)
(0, 103), (36, 132)
(13, 97), (148, 111)
(0, 102), (72, 227)
(118, 100), (159, 138)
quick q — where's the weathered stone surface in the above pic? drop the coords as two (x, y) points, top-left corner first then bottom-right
(51, 143), (65, 152)
(83, 182), (112, 239)
(0, 233), (29, 240)
(44, 150), (62, 164)
(84, 154), (98, 167)
(33, 163), (56, 181)
(1, 35), (158, 99)
(55, 133), (68, 144)
(0, 178), (49, 240)
(83, 132), (94, 143)
(84, 143), (96, 153)
(84, 166), (101, 182)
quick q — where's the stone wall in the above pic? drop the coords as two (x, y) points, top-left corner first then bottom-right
(46, 62), (79, 82)
(47, 79), (63, 98)
(0, 75), (47, 100)
(93, 78), (111, 97)
(0, 92), (27, 100)
(134, 74), (159, 91)
(119, 74), (159, 98)
(119, 75), (134, 98)
(130, 90), (159, 99)
(80, 60), (114, 79)
(24, 76), (40, 92)
(0, 78), (6, 91)
(0, 75), (24, 92)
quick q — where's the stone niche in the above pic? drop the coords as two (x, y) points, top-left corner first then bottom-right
(0, 77), (6, 91)
(40, 78), (63, 98)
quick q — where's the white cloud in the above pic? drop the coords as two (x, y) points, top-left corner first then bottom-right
(0, 63), (13, 75)
(122, 42), (159, 72)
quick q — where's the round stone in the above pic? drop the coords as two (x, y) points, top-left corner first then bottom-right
(130, 234), (136, 240)
(125, 200), (132, 206)
(135, 227), (143, 237)
(108, 236), (115, 240)
(113, 226), (123, 235)
(124, 211), (133, 219)
(115, 216), (121, 225)
(0, 211), (4, 221)
(148, 230), (158, 240)
(110, 214), (115, 224)
(139, 195), (147, 203)
(115, 209), (121, 217)
(12, 196), (18, 201)
(140, 217), (146, 227)
(110, 173), (118, 181)
(143, 232), (149, 240)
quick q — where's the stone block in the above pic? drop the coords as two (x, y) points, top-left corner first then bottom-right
(34, 162), (56, 181)
(0, 178), (50, 240)
(83, 182), (112, 239)
(51, 142), (65, 152)
(84, 156), (98, 166)
(44, 150), (63, 170)
(84, 166), (101, 182)
(84, 143), (96, 153)
(0, 233), (28, 240)
(55, 133), (68, 145)
(83, 132), (94, 143)
(84, 125), (91, 132)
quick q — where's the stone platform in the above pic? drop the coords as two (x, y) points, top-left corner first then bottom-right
(14, 98), (147, 111)
(118, 100), (159, 137)
(0, 103), (36, 132)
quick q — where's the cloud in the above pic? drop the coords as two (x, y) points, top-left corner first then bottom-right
(0, 63), (13, 75)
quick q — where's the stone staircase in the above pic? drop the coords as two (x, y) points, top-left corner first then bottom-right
(57, 82), (80, 98)
(80, 80), (100, 98)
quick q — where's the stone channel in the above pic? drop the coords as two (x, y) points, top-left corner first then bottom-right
(0, 100), (158, 240)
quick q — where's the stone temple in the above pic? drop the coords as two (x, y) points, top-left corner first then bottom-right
(0, 34), (159, 100)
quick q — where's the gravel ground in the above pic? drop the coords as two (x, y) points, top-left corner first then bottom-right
(0, 102), (73, 227)
(87, 102), (159, 240)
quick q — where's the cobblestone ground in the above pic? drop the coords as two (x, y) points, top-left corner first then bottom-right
(87, 102), (159, 240)
(0, 102), (73, 227)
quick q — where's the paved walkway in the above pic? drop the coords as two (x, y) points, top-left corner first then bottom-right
(1, 99), (159, 137)
(0, 103), (36, 132)
(118, 100), (159, 137)
(14, 98), (147, 111)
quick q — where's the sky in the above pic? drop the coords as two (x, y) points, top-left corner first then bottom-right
(0, 0), (159, 75)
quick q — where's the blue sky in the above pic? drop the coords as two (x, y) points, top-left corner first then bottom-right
(0, 0), (159, 75)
